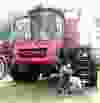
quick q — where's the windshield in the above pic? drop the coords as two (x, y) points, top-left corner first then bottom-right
(31, 12), (64, 40)
(9, 8), (64, 41)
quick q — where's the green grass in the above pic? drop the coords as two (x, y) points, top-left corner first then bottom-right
(0, 67), (100, 103)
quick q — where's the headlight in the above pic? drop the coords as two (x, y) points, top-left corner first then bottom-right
(15, 17), (30, 32)
(14, 17), (31, 40)
(15, 23), (24, 32)
(15, 20), (25, 32)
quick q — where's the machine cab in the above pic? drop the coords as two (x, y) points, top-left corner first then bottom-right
(9, 6), (64, 64)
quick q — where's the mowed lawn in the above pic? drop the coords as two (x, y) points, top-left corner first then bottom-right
(0, 67), (100, 103)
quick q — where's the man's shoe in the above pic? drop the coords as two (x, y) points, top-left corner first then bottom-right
(67, 90), (72, 95)
(57, 88), (64, 96)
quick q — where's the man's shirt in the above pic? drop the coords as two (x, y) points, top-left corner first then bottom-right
(59, 65), (73, 77)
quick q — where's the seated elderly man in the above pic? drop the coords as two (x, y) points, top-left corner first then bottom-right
(57, 62), (73, 95)
(57, 61), (82, 95)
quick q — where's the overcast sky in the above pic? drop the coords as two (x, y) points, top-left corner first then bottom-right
(0, 0), (99, 47)
(0, 0), (97, 19)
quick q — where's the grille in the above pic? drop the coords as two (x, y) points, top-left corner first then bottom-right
(18, 48), (47, 58)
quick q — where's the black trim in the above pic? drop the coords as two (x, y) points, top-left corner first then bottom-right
(28, 7), (64, 19)
(14, 7), (64, 22)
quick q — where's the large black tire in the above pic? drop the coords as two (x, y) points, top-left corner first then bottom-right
(10, 64), (34, 81)
(31, 64), (39, 81)
(10, 64), (17, 80)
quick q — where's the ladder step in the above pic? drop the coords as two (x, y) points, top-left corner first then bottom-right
(79, 74), (88, 76)
(81, 80), (88, 83)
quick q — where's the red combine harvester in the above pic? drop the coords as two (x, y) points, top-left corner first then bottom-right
(0, 7), (80, 81)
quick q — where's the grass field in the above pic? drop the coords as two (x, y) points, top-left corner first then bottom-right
(0, 67), (99, 103)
